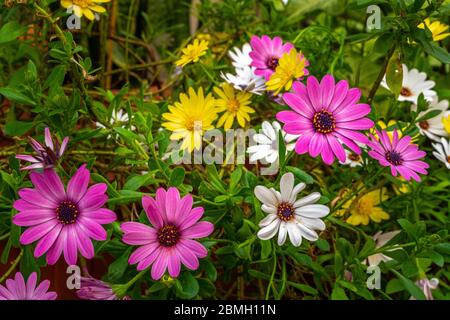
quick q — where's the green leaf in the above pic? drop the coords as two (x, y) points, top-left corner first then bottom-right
(0, 239), (12, 264)
(0, 87), (36, 106)
(260, 240), (272, 260)
(175, 272), (199, 299)
(107, 248), (132, 281)
(4, 120), (35, 137)
(123, 173), (156, 191)
(169, 167), (185, 187)
(229, 166), (242, 195)
(0, 21), (27, 44)
(391, 269), (426, 300)
(286, 166), (314, 184)
(20, 246), (41, 279)
(385, 52), (403, 99)
(331, 285), (348, 300)
(288, 282), (318, 295)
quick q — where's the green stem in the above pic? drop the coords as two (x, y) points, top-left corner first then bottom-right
(265, 243), (277, 300)
(0, 249), (23, 284)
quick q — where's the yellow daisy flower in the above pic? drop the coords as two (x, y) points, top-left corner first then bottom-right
(213, 83), (255, 130)
(162, 87), (217, 152)
(442, 114), (450, 134)
(337, 188), (390, 226)
(418, 18), (450, 41)
(61, 0), (109, 21)
(265, 48), (308, 95)
(175, 39), (209, 68)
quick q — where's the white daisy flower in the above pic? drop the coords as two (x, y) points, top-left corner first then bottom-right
(365, 230), (400, 266)
(96, 109), (135, 139)
(254, 172), (330, 247)
(381, 64), (436, 104)
(248, 121), (298, 164)
(228, 43), (253, 70)
(415, 98), (450, 142)
(339, 142), (367, 167)
(221, 43), (266, 95)
(432, 137), (450, 169)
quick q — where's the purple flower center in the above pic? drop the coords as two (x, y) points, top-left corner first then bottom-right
(56, 200), (79, 225)
(157, 225), (180, 247)
(277, 202), (294, 221)
(313, 110), (336, 134)
(266, 56), (279, 71)
(385, 150), (403, 165)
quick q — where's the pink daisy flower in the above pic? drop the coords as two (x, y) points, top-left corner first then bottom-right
(0, 272), (57, 300)
(121, 187), (214, 280)
(249, 35), (296, 80)
(16, 127), (69, 171)
(276, 75), (374, 165)
(12, 164), (117, 265)
(77, 275), (129, 300)
(367, 129), (429, 182)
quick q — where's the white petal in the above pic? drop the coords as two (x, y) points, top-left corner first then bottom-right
(297, 223), (319, 241)
(254, 186), (278, 206)
(265, 151), (279, 164)
(295, 204), (330, 218)
(257, 219), (280, 240)
(280, 172), (295, 202)
(262, 121), (277, 140)
(277, 222), (288, 246)
(261, 204), (277, 215)
(289, 182), (306, 203)
(286, 223), (302, 247)
(258, 213), (278, 227)
(298, 217), (326, 231)
(294, 192), (321, 208)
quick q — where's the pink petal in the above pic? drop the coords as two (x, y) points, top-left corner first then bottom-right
(129, 242), (158, 265)
(13, 209), (55, 227)
(34, 224), (63, 257)
(306, 76), (322, 112)
(167, 253), (181, 278)
(176, 194), (193, 220)
(328, 80), (349, 112)
(320, 74), (335, 108)
(46, 228), (66, 265)
(165, 187), (180, 223)
(142, 195), (164, 228)
(67, 164), (90, 203)
(179, 207), (204, 230)
(151, 249), (169, 280)
(20, 220), (58, 245)
(327, 135), (346, 162)
(294, 134), (312, 154)
(181, 221), (214, 239)
(83, 208), (116, 224)
(63, 226), (79, 265)
(179, 239), (208, 258)
(309, 133), (325, 157)
(44, 127), (54, 150)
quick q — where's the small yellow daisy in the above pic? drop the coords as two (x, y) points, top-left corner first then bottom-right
(61, 0), (109, 21)
(418, 18), (450, 42)
(175, 39), (209, 68)
(337, 188), (390, 226)
(162, 87), (217, 152)
(213, 84), (255, 130)
(266, 48), (308, 95)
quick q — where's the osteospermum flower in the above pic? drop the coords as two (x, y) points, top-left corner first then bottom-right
(412, 278), (439, 300)
(96, 108), (136, 140)
(77, 275), (129, 300)
(0, 272), (57, 300)
(175, 39), (209, 68)
(162, 87), (218, 152)
(415, 98), (450, 142)
(337, 188), (390, 226)
(365, 230), (400, 266)
(12, 165), (117, 265)
(255, 173), (329, 246)
(214, 83), (255, 129)
(266, 48), (309, 95)
(16, 127), (69, 171)
(367, 130), (429, 181)
(228, 43), (253, 70)
(381, 64), (436, 103)
(121, 188), (213, 280)
(277, 75), (374, 165)
(247, 121), (298, 164)
(418, 18), (450, 41)
(249, 35), (294, 80)
(221, 66), (267, 95)
(61, 0), (109, 21)
(432, 137), (450, 169)
(339, 142), (367, 167)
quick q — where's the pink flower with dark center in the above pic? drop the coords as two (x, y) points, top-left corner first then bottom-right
(12, 164), (117, 265)
(276, 75), (374, 165)
(249, 35), (298, 80)
(16, 127), (69, 171)
(0, 272), (57, 300)
(367, 129), (429, 182)
(121, 187), (214, 280)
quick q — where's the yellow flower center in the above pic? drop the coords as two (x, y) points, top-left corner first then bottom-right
(356, 197), (374, 217)
(227, 98), (240, 113)
(73, 0), (90, 8)
(185, 118), (202, 132)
